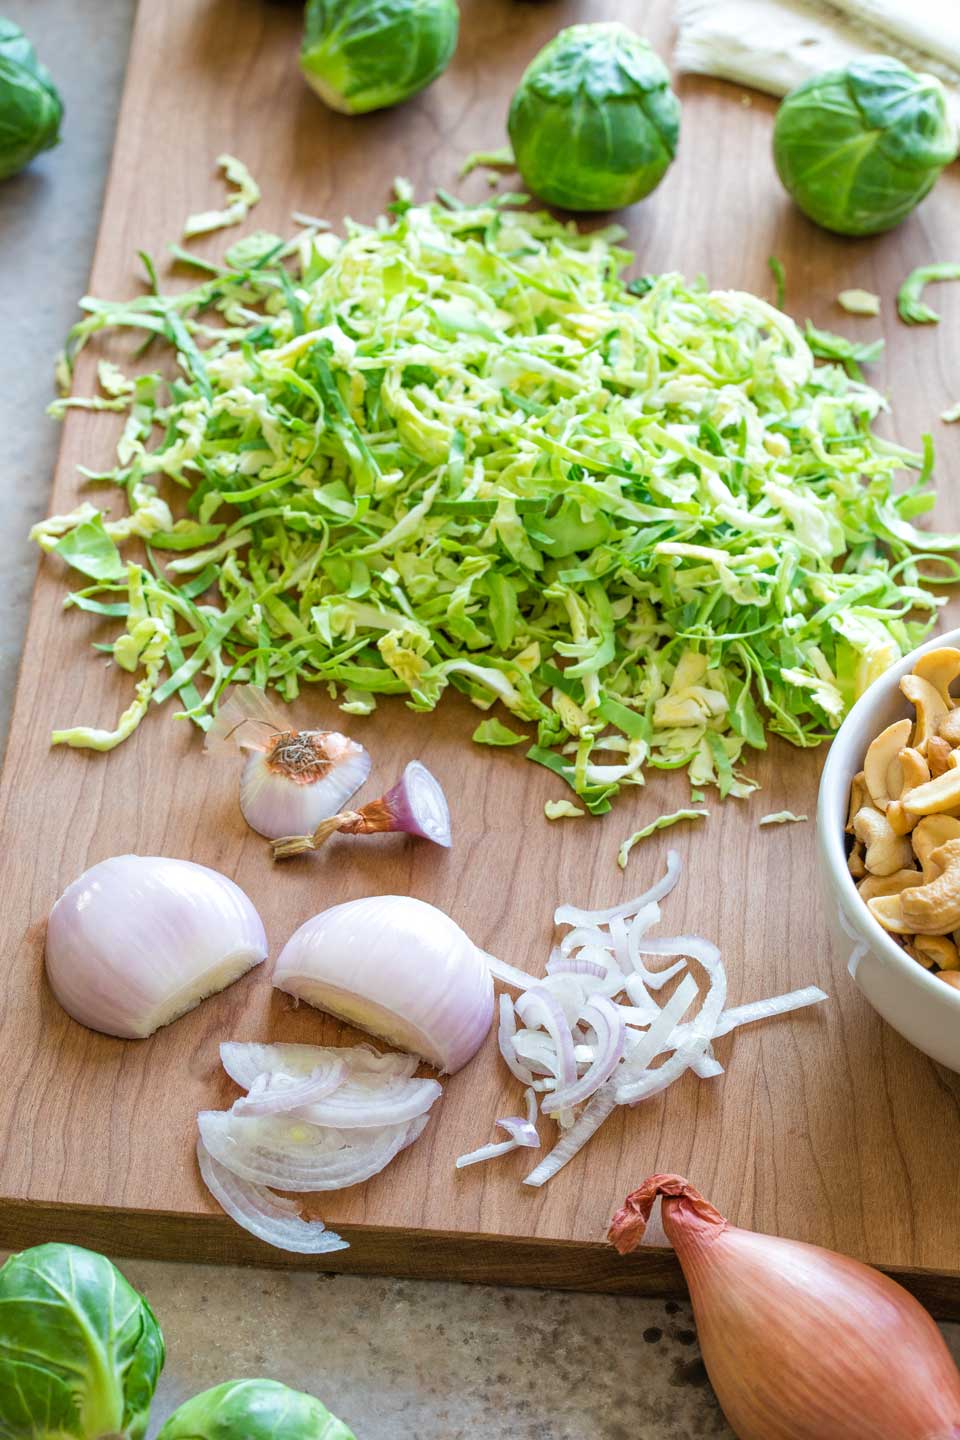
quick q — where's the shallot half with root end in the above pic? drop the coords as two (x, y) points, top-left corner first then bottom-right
(609, 1174), (960, 1440)
(272, 895), (493, 1073)
(197, 1041), (442, 1253)
(45, 855), (267, 1038)
(464, 851), (828, 1186)
(205, 684), (370, 840)
(272, 760), (450, 858)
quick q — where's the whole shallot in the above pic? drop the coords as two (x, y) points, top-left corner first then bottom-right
(609, 1174), (960, 1440)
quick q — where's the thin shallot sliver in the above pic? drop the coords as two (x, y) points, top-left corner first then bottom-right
(617, 950), (727, 1105)
(483, 950), (537, 990)
(233, 1059), (347, 1117)
(198, 1110), (423, 1191)
(498, 993), (536, 1085)
(554, 850), (682, 927)
(515, 987), (577, 1088)
(220, 1041), (417, 1090)
(542, 997), (626, 1114)
(455, 1138), (517, 1169)
(523, 1085), (619, 1188)
(290, 1076), (442, 1129)
(197, 1139), (349, 1255)
(455, 1088), (540, 1168)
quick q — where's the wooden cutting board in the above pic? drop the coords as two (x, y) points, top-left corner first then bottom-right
(3, 0), (960, 1312)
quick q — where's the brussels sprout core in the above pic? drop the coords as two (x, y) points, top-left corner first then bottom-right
(301, 0), (459, 116)
(507, 22), (680, 213)
(773, 56), (958, 237)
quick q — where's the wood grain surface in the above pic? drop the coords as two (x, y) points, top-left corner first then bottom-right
(3, 0), (960, 1303)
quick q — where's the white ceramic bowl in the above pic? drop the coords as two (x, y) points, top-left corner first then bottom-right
(817, 627), (960, 1074)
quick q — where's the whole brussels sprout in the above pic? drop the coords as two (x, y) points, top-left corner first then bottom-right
(773, 56), (958, 236)
(0, 17), (63, 180)
(301, 0), (459, 115)
(0, 1242), (165, 1439)
(507, 22), (679, 212)
(156, 1379), (357, 1440)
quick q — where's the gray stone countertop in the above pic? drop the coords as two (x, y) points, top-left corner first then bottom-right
(1, 5), (956, 1437)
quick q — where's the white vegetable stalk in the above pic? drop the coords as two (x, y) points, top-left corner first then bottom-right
(675, 0), (960, 127)
(205, 684), (370, 841)
(45, 855), (267, 1038)
(273, 895), (494, 1073)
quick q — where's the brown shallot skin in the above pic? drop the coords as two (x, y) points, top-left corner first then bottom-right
(609, 1174), (960, 1440)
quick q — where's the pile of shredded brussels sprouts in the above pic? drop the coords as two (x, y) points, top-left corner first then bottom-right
(35, 183), (960, 810)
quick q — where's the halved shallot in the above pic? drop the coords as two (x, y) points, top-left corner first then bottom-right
(45, 855), (267, 1038)
(205, 684), (371, 840)
(272, 895), (493, 1073)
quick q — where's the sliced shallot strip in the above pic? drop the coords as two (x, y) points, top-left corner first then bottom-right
(523, 977), (699, 1188)
(220, 1040), (417, 1090)
(196, 1139), (349, 1255)
(616, 943), (726, 1105)
(455, 1089), (540, 1168)
(484, 950), (537, 990)
(542, 997), (626, 1113)
(455, 1138), (516, 1169)
(554, 850), (682, 928)
(291, 1075), (442, 1128)
(498, 993), (536, 1085)
(712, 985), (828, 1038)
(627, 924), (687, 991)
(515, 986), (577, 1089)
(546, 956), (606, 980)
(522, 1085), (619, 1188)
(198, 1110), (426, 1191)
(233, 1059), (347, 1117)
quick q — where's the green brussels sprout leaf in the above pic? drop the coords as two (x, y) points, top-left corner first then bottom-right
(507, 22), (679, 212)
(773, 56), (958, 236)
(0, 1243), (165, 1440)
(897, 262), (960, 325)
(301, 0), (459, 115)
(156, 1379), (357, 1440)
(0, 18), (63, 180)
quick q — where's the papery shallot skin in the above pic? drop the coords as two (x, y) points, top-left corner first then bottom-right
(610, 1175), (960, 1440)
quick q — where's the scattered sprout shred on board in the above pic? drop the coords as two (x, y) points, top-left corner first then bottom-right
(32, 165), (960, 812)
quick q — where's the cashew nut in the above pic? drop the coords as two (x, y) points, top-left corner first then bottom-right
(911, 816), (960, 879)
(912, 647), (960, 709)
(851, 805), (916, 876)
(900, 768), (960, 819)
(899, 840), (960, 934)
(900, 674), (949, 751)
(885, 747), (932, 834)
(937, 972), (960, 991)
(847, 842), (867, 879)
(863, 718), (912, 809)
(926, 735), (953, 777)
(846, 771), (868, 834)
(856, 868), (924, 901)
(939, 710), (960, 747)
(912, 934), (960, 970)
(867, 894), (912, 934)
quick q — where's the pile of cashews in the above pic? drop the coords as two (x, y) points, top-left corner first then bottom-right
(848, 647), (960, 990)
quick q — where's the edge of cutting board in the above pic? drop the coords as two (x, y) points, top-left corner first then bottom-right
(3, 1198), (960, 1320)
